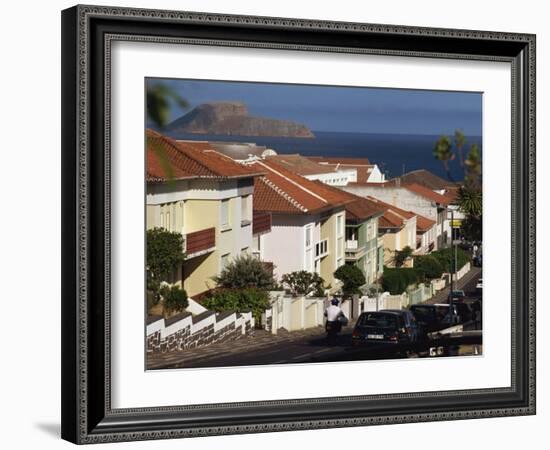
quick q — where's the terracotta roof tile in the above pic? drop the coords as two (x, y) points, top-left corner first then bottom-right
(415, 214), (436, 233)
(266, 154), (338, 176)
(146, 129), (263, 182)
(306, 156), (377, 183)
(307, 156), (371, 165)
(403, 183), (451, 205)
(248, 160), (349, 215)
(395, 169), (454, 191)
(311, 181), (385, 222)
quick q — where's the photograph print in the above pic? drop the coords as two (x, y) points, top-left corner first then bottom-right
(145, 78), (483, 370)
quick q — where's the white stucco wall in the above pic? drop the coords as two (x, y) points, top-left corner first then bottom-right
(261, 214), (312, 279)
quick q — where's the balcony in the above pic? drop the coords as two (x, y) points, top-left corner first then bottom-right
(345, 240), (366, 261)
(252, 211), (272, 236)
(184, 227), (216, 259)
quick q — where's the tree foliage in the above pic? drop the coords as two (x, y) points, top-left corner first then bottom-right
(414, 255), (445, 280)
(457, 184), (482, 218)
(430, 247), (470, 273)
(280, 271), (326, 297)
(454, 129), (466, 167)
(159, 284), (188, 314)
(382, 268), (421, 295)
(334, 264), (366, 297)
(394, 245), (413, 268)
(433, 135), (454, 181)
(146, 227), (185, 292)
(214, 253), (276, 290)
(202, 288), (270, 322)
(146, 83), (188, 129)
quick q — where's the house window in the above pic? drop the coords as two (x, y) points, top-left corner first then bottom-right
(166, 211), (171, 232)
(160, 212), (165, 229)
(241, 247), (249, 255)
(336, 214), (344, 237)
(221, 199), (230, 229)
(221, 253), (230, 271)
(315, 239), (328, 257)
(305, 226), (312, 248)
(241, 195), (251, 223)
(337, 237), (343, 258)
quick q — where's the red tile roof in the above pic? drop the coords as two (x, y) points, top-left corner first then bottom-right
(415, 214), (436, 233)
(395, 169), (454, 191)
(365, 196), (415, 230)
(306, 157), (377, 184)
(311, 181), (385, 222)
(249, 159), (350, 215)
(146, 129), (263, 182)
(365, 195), (435, 232)
(403, 183), (451, 205)
(307, 156), (371, 165)
(266, 154), (338, 176)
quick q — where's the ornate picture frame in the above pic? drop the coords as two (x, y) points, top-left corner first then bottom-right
(61, 5), (536, 444)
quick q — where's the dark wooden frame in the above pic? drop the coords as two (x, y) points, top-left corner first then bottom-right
(61, 4), (536, 444)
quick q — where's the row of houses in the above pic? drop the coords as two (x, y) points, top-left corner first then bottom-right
(146, 129), (460, 302)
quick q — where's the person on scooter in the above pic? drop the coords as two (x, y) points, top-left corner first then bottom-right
(325, 297), (346, 343)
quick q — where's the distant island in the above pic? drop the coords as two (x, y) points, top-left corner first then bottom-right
(166, 102), (315, 138)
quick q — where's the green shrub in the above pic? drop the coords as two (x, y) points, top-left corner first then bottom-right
(334, 264), (366, 297)
(202, 288), (270, 322)
(394, 245), (413, 268)
(431, 247), (470, 273)
(382, 267), (421, 294)
(280, 271), (326, 297)
(414, 255), (445, 280)
(214, 254), (276, 290)
(160, 285), (188, 314)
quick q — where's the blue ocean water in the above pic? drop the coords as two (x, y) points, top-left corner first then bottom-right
(165, 131), (482, 181)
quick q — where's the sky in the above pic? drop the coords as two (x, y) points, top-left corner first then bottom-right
(146, 78), (482, 136)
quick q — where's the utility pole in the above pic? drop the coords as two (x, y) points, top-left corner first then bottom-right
(449, 209), (455, 323)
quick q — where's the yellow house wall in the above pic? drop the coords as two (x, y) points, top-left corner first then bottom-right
(319, 209), (345, 288)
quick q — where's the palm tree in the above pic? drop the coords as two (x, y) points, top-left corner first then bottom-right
(465, 143), (482, 186)
(454, 129), (466, 167)
(146, 82), (189, 182)
(146, 83), (188, 129)
(457, 184), (482, 218)
(433, 135), (455, 182)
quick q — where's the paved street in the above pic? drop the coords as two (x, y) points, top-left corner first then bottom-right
(426, 265), (482, 305)
(147, 266), (483, 370)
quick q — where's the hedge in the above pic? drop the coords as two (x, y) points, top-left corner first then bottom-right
(414, 255), (445, 280)
(430, 247), (470, 273)
(202, 288), (270, 322)
(382, 268), (421, 295)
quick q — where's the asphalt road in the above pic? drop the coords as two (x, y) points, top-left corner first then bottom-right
(148, 267), (483, 370)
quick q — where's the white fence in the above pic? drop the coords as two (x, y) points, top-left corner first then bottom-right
(264, 291), (326, 334)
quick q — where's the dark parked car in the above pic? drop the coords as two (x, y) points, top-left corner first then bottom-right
(351, 311), (417, 346)
(381, 309), (421, 342)
(449, 290), (466, 302)
(409, 304), (451, 334)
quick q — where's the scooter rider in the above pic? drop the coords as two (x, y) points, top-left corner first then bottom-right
(325, 297), (345, 342)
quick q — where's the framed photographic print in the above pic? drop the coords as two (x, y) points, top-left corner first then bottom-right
(61, 5), (536, 444)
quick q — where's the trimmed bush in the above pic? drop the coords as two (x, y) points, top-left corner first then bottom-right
(431, 247), (470, 273)
(382, 267), (421, 295)
(280, 271), (326, 297)
(159, 285), (188, 314)
(414, 255), (445, 280)
(214, 253), (276, 290)
(202, 288), (270, 322)
(334, 264), (366, 297)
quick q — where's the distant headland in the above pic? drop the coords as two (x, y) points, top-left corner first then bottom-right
(166, 102), (315, 138)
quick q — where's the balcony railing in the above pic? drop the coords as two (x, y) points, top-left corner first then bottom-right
(252, 211), (272, 236)
(184, 227), (216, 259)
(346, 240), (359, 250)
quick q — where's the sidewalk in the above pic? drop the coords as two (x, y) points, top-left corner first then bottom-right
(425, 266), (481, 305)
(147, 325), (328, 369)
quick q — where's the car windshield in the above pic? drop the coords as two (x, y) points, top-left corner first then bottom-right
(411, 306), (434, 319)
(359, 313), (398, 328)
